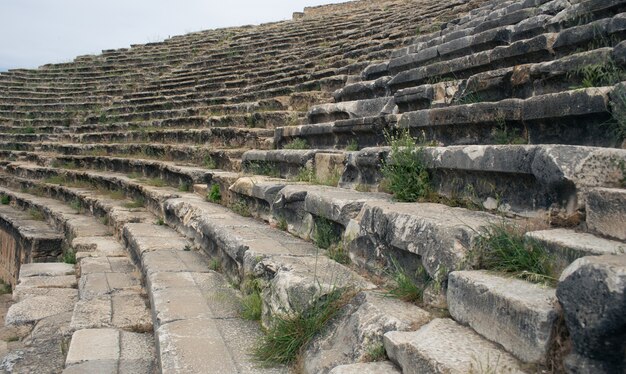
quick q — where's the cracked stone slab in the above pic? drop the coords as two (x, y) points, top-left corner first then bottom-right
(6, 294), (76, 326)
(384, 319), (527, 374)
(78, 272), (141, 300)
(447, 270), (558, 363)
(18, 263), (75, 278)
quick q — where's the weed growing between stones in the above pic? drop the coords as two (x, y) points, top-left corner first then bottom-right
(346, 139), (359, 151)
(254, 288), (348, 365)
(155, 218), (165, 226)
(381, 130), (430, 202)
(247, 161), (280, 178)
(208, 184), (222, 203)
(203, 155), (217, 169)
(609, 85), (626, 141)
(63, 249), (76, 265)
(28, 208), (44, 221)
(0, 195), (9, 205)
(568, 59), (626, 88)
(282, 139), (309, 150)
(362, 342), (387, 362)
(178, 181), (191, 192)
(123, 197), (145, 209)
(277, 217), (288, 231)
(473, 223), (557, 286)
(386, 258), (431, 304)
(314, 217), (339, 250)
(294, 167), (340, 187)
(240, 278), (263, 321)
(0, 279), (11, 295)
(326, 242), (350, 265)
(69, 199), (83, 213)
(230, 200), (252, 217)
(209, 258), (222, 271)
(492, 117), (527, 145)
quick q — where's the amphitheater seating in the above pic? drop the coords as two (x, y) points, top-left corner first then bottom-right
(0, 0), (625, 373)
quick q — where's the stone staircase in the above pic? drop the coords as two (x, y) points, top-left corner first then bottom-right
(0, 0), (625, 373)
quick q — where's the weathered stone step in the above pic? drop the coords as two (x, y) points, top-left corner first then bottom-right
(283, 85), (620, 149)
(388, 13), (626, 90)
(122, 222), (289, 373)
(307, 97), (393, 124)
(384, 318), (528, 373)
(239, 145), (626, 217)
(2, 263), (77, 373)
(63, 328), (155, 373)
(447, 270), (558, 364)
(0, 203), (64, 284)
(526, 228), (626, 271)
(585, 187), (626, 241)
(2, 144), (245, 172)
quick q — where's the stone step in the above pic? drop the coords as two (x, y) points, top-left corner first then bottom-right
(585, 187), (626, 241)
(282, 85), (620, 149)
(526, 228), (626, 271)
(63, 328), (156, 373)
(384, 318), (528, 374)
(447, 270), (558, 364)
(122, 221), (289, 373)
(239, 145), (626, 217)
(0, 203), (64, 283)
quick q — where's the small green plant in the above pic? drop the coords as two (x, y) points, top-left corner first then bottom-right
(314, 217), (339, 250)
(346, 139), (359, 151)
(123, 197), (145, 209)
(247, 162), (280, 177)
(209, 258), (222, 271)
(492, 118), (527, 145)
(230, 200), (252, 217)
(178, 182), (191, 192)
(208, 184), (222, 203)
(28, 208), (44, 221)
(277, 217), (288, 231)
(155, 218), (165, 226)
(326, 242), (350, 265)
(0, 280), (11, 295)
(295, 166), (315, 183)
(254, 289), (347, 365)
(381, 130), (430, 202)
(386, 259), (430, 304)
(363, 342), (387, 362)
(240, 278), (263, 321)
(203, 155), (217, 169)
(144, 178), (166, 187)
(63, 249), (76, 265)
(474, 223), (556, 285)
(454, 90), (483, 105)
(0, 195), (9, 205)
(282, 139), (309, 150)
(69, 199), (83, 213)
(568, 59), (626, 88)
(183, 244), (192, 251)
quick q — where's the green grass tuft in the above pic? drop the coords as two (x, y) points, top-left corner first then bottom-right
(208, 184), (222, 203)
(386, 259), (431, 304)
(123, 197), (145, 209)
(63, 249), (76, 265)
(474, 223), (557, 285)
(314, 217), (339, 250)
(0, 195), (9, 205)
(254, 289), (346, 365)
(381, 130), (430, 202)
(282, 139), (309, 150)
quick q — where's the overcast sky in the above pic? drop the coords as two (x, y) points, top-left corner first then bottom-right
(0, 0), (346, 72)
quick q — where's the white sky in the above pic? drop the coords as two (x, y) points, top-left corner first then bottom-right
(0, 0), (347, 72)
